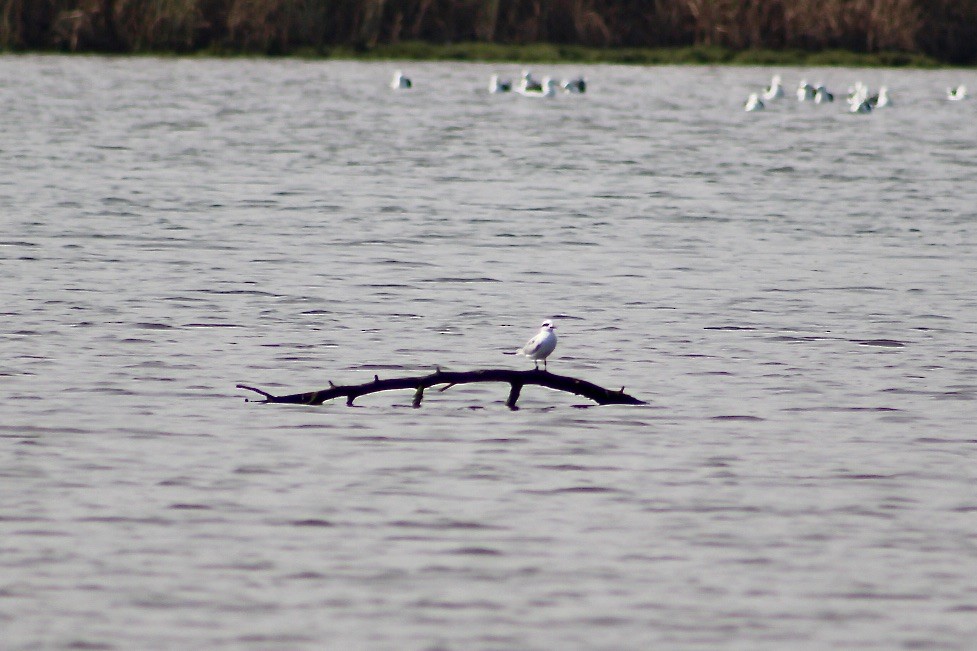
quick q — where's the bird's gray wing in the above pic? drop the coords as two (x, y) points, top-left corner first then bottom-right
(522, 334), (543, 354)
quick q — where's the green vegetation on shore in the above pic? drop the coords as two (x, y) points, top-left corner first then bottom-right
(0, 0), (973, 66)
(304, 42), (942, 68)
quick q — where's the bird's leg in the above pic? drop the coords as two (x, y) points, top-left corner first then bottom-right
(534, 360), (539, 370)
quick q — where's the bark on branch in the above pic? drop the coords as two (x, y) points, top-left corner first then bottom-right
(237, 368), (645, 410)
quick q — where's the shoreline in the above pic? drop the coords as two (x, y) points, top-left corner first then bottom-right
(2, 42), (967, 68)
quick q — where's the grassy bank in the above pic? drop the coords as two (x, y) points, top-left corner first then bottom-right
(294, 41), (943, 68)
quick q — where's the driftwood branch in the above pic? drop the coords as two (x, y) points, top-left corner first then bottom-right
(237, 368), (645, 410)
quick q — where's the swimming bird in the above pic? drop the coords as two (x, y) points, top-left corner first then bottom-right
(518, 321), (557, 370)
(516, 77), (557, 98)
(814, 83), (834, 103)
(762, 74), (784, 101)
(488, 74), (512, 93)
(849, 97), (873, 114)
(847, 81), (871, 111)
(797, 80), (816, 101)
(868, 86), (891, 108)
(744, 92), (765, 112)
(517, 70), (542, 94)
(390, 71), (412, 89)
(847, 81), (868, 104)
(561, 76), (587, 94)
(947, 85), (967, 101)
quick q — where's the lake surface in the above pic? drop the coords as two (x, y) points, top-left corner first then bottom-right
(2, 55), (976, 650)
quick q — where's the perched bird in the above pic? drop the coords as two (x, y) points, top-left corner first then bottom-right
(744, 92), (765, 112)
(390, 70), (412, 89)
(488, 74), (512, 93)
(762, 74), (784, 101)
(517, 321), (557, 370)
(947, 85), (967, 101)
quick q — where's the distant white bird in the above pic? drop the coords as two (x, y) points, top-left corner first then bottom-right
(869, 86), (891, 108)
(847, 81), (868, 103)
(561, 76), (587, 93)
(517, 70), (542, 94)
(847, 81), (871, 111)
(488, 74), (512, 93)
(849, 97), (873, 114)
(517, 321), (557, 370)
(390, 70), (412, 89)
(516, 77), (557, 98)
(947, 85), (967, 101)
(744, 92), (765, 112)
(762, 74), (784, 101)
(797, 79), (816, 101)
(814, 83), (834, 103)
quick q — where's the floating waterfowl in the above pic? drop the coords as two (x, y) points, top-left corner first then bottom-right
(797, 80), (816, 101)
(847, 82), (871, 111)
(488, 74), (512, 93)
(869, 86), (891, 108)
(517, 70), (542, 94)
(744, 92), (765, 112)
(390, 70), (412, 89)
(847, 81), (868, 104)
(561, 76), (587, 94)
(814, 84), (834, 104)
(762, 74), (784, 101)
(947, 85), (967, 101)
(849, 97), (873, 114)
(516, 77), (557, 98)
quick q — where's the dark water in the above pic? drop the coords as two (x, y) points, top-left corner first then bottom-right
(2, 56), (976, 649)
